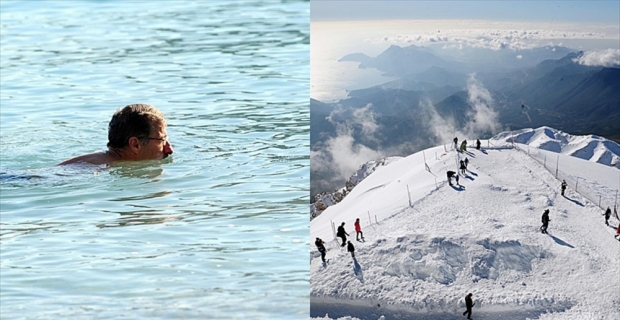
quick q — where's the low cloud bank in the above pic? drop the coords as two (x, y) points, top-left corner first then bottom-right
(573, 49), (620, 67)
(311, 104), (384, 194)
(372, 27), (616, 51)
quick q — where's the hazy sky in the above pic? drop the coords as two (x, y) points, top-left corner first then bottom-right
(311, 1), (620, 25)
(311, 1), (620, 60)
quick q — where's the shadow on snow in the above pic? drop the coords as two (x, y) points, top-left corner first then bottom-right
(549, 234), (575, 248)
(310, 298), (572, 320)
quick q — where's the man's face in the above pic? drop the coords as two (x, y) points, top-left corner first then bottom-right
(138, 122), (174, 160)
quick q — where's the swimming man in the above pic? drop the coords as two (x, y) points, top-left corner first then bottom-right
(58, 104), (173, 165)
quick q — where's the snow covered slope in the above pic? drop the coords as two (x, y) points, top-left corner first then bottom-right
(310, 143), (620, 320)
(311, 158), (401, 219)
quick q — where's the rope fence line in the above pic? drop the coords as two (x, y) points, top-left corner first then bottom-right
(503, 140), (619, 219)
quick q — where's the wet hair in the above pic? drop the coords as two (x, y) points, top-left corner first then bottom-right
(107, 104), (167, 149)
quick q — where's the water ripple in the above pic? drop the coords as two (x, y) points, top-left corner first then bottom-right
(0, 0), (309, 319)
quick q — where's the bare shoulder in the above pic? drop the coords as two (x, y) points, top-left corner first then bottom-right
(57, 151), (115, 166)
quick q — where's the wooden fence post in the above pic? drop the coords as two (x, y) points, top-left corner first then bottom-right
(407, 185), (412, 207)
(575, 177), (579, 192)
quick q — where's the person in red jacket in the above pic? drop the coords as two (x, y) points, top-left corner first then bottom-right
(615, 224), (620, 241)
(354, 218), (364, 241)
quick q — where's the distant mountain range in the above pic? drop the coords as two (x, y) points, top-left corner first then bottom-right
(334, 50), (620, 140)
(340, 44), (575, 76)
(340, 44), (464, 76)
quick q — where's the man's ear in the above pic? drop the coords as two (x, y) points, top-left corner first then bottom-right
(127, 137), (143, 155)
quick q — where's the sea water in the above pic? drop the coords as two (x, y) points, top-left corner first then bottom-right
(0, 1), (309, 319)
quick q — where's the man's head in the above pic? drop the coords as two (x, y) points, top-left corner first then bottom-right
(107, 104), (173, 160)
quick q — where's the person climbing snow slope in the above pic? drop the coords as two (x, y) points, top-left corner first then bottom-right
(541, 209), (550, 234)
(337, 222), (349, 247)
(354, 218), (364, 241)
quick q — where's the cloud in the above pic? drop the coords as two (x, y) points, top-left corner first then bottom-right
(418, 98), (457, 145)
(573, 49), (620, 67)
(312, 104), (384, 191)
(368, 25), (616, 51)
(416, 76), (501, 146)
(326, 103), (380, 143)
(464, 74), (501, 136)
(316, 133), (383, 181)
(351, 104), (379, 136)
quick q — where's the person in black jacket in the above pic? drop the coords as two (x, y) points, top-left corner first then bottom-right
(541, 209), (550, 234)
(476, 139), (481, 150)
(347, 241), (355, 258)
(462, 293), (474, 319)
(561, 180), (567, 196)
(604, 207), (612, 226)
(447, 170), (456, 186)
(337, 222), (349, 247)
(315, 237), (327, 263)
(459, 160), (467, 175)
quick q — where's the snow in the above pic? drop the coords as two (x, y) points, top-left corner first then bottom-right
(492, 127), (620, 168)
(310, 133), (620, 320)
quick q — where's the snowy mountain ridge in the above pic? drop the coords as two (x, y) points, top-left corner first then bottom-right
(311, 127), (620, 220)
(310, 129), (620, 320)
(492, 126), (620, 168)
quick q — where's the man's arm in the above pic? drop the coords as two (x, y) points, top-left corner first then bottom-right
(58, 151), (118, 166)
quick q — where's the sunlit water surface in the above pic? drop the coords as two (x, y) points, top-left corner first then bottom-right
(0, 1), (309, 319)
